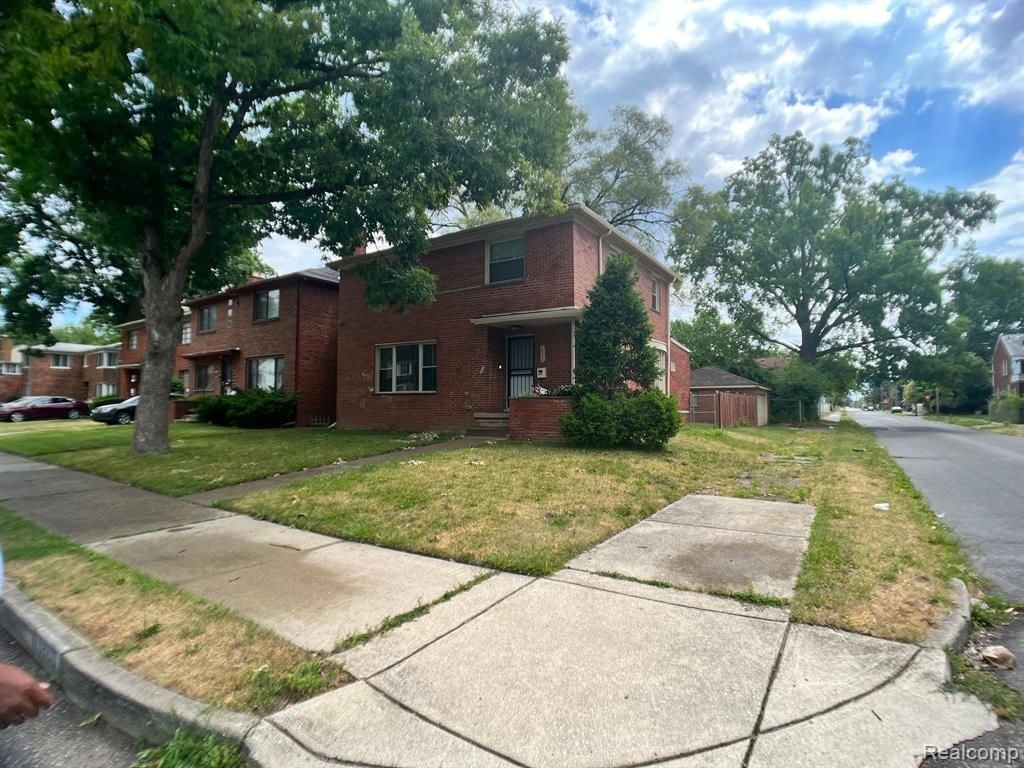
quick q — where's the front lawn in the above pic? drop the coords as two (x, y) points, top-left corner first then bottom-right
(223, 420), (972, 641)
(0, 421), (440, 496)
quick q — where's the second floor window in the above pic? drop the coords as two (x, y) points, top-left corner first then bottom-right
(51, 354), (69, 368)
(487, 238), (525, 284)
(100, 351), (118, 367)
(199, 306), (216, 332)
(128, 330), (139, 350)
(651, 276), (662, 312)
(254, 289), (280, 321)
(180, 323), (192, 345)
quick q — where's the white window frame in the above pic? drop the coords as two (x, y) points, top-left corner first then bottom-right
(376, 341), (437, 394)
(180, 323), (192, 345)
(99, 351), (118, 368)
(650, 340), (668, 394)
(246, 355), (285, 393)
(0, 362), (20, 375)
(96, 382), (116, 397)
(1003, 359), (1009, 376)
(51, 354), (70, 368)
(651, 275), (662, 312)
(485, 238), (525, 285)
(128, 330), (139, 350)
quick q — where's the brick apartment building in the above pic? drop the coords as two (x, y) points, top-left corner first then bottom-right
(993, 333), (1024, 397)
(1, 341), (121, 401)
(118, 268), (341, 426)
(333, 205), (690, 434)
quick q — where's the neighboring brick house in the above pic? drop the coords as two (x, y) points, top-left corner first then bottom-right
(81, 343), (122, 399)
(18, 343), (97, 400)
(178, 268), (340, 426)
(0, 336), (25, 401)
(333, 205), (688, 434)
(690, 366), (771, 426)
(115, 314), (191, 397)
(992, 333), (1024, 397)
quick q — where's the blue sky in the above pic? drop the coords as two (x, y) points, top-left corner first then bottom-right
(262, 0), (1023, 276)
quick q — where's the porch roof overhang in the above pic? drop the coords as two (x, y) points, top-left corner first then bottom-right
(181, 347), (241, 360)
(470, 306), (584, 329)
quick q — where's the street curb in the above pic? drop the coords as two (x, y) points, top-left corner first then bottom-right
(921, 577), (972, 652)
(0, 585), (260, 746)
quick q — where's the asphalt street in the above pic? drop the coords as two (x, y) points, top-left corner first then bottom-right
(849, 410), (1024, 603)
(0, 627), (136, 768)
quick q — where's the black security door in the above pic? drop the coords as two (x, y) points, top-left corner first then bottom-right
(506, 336), (534, 406)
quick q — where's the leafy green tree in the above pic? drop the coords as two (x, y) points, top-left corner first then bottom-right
(670, 310), (765, 373)
(945, 245), (1024, 361)
(573, 253), (660, 399)
(671, 132), (997, 364)
(561, 106), (685, 246)
(0, 0), (571, 454)
(51, 314), (120, 345)
(907, 349), (991, 413)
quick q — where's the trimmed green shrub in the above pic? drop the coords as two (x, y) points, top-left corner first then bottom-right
(562, 390), (680, 450)
(195, 396), (232, 426)
(88, 394), (124, 409)
(196, 389), (299, 428)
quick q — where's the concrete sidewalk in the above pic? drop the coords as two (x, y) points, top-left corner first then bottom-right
(0, 451), (1000, 766)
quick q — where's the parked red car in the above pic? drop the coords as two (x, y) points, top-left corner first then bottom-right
(0, 396), (91, 423)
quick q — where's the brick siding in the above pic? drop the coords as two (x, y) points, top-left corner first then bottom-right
(509, 397), (572, 441)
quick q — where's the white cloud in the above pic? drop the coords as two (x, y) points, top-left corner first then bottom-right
(970, 148), (1024, 260)
(865, 148), (925, 182)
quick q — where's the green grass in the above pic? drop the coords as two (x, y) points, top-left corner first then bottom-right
(132, 729), (249, 768)
(0, 421), (443, 495)
(948, 652), (1024, 720)
(925, 414), (1024, 437)
(222, 419), (971, 641)
(0, 508), (348, 712)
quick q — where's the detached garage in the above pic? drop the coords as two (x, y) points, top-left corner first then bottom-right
(689, 366), (771, 427)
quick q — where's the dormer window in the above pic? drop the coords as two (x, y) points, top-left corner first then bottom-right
(486, 238), (525, 284)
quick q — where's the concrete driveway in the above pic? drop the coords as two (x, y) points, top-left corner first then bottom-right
(848, 410), (1024, 601)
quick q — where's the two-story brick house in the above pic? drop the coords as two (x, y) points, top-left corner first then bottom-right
(0, 336), (25, 401)
(993, 333), (1024, 397)
(176, 268), (340, 425)
(333, 205), (689, 434)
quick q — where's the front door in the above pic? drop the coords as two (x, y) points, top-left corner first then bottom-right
(506, 336), (534, 407)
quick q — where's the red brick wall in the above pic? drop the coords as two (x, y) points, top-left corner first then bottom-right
(509, 397), (572, 441)
(23, 353), (88, 400)
(0, 374), (23, 401)
(336, 222), (579, 431)
(992, 339), (1023, 396)
(81, 353), (120, 399)
(670, 341), (691, 423)
(295, 280), (339, 425)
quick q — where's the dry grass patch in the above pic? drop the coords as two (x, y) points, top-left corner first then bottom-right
(790, 420), (971, 641)
(0, 510), (348, 713)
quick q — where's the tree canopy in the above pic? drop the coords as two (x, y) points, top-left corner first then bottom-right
(945, 246), (1024, 361)
(51, 314), (120, 346)
(0, 0), (572, 453)
(670, 309), (765, 374)
(561, 106), (685, 247)
(573, 252), (660, 399)
(671, 132), (998, 364)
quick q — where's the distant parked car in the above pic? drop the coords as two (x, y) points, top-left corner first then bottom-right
(0, 396), (90, 423)
(891, 405), (903, 413)
(91, 393), (184, 425)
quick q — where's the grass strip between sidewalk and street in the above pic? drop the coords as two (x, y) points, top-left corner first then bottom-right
(0, 420), (445, 496)
(0, 508), (349, 713)
(924, 413), (1024, 438)
(222, 418), (973, 642)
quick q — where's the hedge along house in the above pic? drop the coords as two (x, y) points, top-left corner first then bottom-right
(333, 205), (688, 436)
(180, 268), (341, 426)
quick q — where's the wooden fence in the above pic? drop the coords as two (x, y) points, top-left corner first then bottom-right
(690, 391), (760, 428)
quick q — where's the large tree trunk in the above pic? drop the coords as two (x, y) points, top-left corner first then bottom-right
(132, 263), (188, 455)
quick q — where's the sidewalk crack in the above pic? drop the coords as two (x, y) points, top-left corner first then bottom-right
(741, 621), (792, 767)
